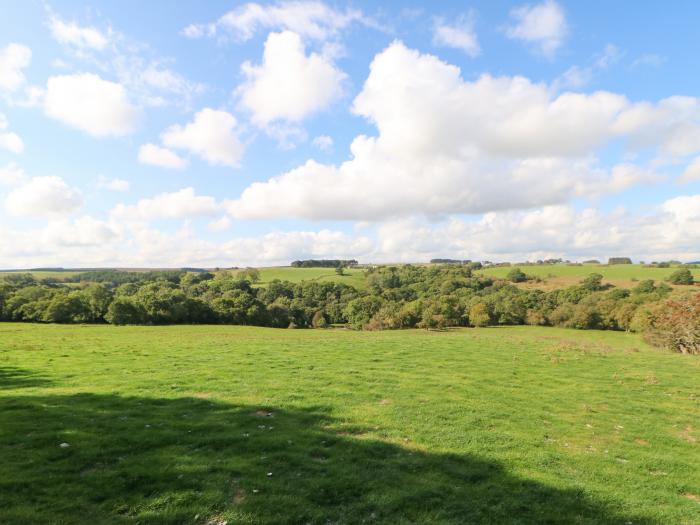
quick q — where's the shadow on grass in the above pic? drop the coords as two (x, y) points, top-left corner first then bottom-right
(0, 366), (52, 390)
(0, 393), (650, 525)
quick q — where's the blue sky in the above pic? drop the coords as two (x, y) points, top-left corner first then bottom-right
(1, 0), (699, 268)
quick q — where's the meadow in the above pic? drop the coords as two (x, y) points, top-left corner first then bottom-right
(476, 263), (700, 288)
(236, 266), (368, 289)
(1, 324), (698, 524)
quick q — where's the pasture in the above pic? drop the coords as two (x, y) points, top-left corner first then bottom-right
(476, 263), (700, 289)
(0, 324), (698, 524)
(236, 266), (368, 289)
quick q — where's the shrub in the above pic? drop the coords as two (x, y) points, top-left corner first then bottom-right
(468, 303), (490, 327)
(643, 293), (700, 355)
(507, 268), (528, 283)
(668, 268), (694, 285)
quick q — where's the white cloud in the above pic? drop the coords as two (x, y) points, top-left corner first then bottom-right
(98, 176), (130, 191)
(432, 13), (480, 57)
(680, 156), (700, 183)
(0, 162), (26, 186)
(228, 42), (700, 222)
(553, 44), (623, 91)
(44, 73), (138, 137)
(0, 43), (31, 92)
(183, 1), (369, 42)
(0, 114), (23, 154)
(111, 187), (220, 221)
(161, 108), (244, 167)
(48, 9), (203, 110)
(614, 96), (700, 156)
(138, 143), (188, 170)
(238, 31), (346, 127)
(48, 15), (110, 51)
(41, 216), (118, 247)
(5, 176), (83, 217)
(208, 216), (231, 232)
(312, 135), (333, 150)
(505, 0), (567, 57)
(5, 194), (700, 268)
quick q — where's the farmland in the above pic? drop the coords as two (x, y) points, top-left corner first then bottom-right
(475, 263), (700, 289)
(1, 324), (698, 524)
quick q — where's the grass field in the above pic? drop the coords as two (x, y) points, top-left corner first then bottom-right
(0, 324), (698, 524)
(476, 264), (700, 289)
(239, 266), (368, 289)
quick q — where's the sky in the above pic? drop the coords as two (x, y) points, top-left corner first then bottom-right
(1, 0), (700, 268)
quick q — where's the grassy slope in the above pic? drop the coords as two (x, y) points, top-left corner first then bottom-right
(244, 266), (368, 289)
(477, 263), (700, 289)
(0, 324), (698, 524)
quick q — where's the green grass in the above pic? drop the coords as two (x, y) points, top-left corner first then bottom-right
(0, 270), (83, 280)
(477, 263), (700, 288)
(0, 324), (698, 524)
(241, 266), (368, 289)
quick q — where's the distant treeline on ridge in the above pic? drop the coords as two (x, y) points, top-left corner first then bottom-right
(291, 259), (358, 268)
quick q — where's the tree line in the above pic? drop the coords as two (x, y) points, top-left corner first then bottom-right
(0, 265), (697, 354)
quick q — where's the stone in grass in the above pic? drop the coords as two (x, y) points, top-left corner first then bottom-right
(59, 442), (70, 448)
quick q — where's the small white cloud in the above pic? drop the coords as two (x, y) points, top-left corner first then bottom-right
(0, 43), (32, 93)
(505, 0), (567, 57)
(183, 1), (369, 42)
(98, 176), (130, 191)
(208, 216), (231, 232)
(138, 143), (188, 170)
(6, 176), (83, 217)
(44, 73), (139, 137)
(433, 13), (480, 57)
(237, 31), (346, 127)
(312, 135), (333, 150)
(0, 113), (23, 154)
(631, 53), (665, 69)
(161, 108), (244, 167)
(48, 15), (110, 51)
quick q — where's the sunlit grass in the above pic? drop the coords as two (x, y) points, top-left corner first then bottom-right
(0, 324), (698, 524)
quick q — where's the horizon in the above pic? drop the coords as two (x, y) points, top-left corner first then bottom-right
(2, 1), (700, 267)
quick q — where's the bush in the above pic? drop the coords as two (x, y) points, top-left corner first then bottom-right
(668, 268), (694, 285)
(506, 268), (528, 283)
(643, 293), (700, 354)
(468, 303), (490, 327)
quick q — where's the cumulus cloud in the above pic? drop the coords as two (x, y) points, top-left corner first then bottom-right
(110, 187), (220, 221)
(44, 73), (139, 136)
(161, 108), (244, 167)
(0, 113), (23, 153)
(48, 15), (110, 51)
(614, 96), (700, 156)
(183, 1), (369, 42)
(229, 42), (685, 221)
(505, 0), (567, 57)
(0, 43), (31, 93)
(138, 143), (188, 170)
(432, 13), (480, 57)
(41, 216), (118, 247)
(5, 176), (83, 217)
(5, 193), (700, 268)
(237, 31), (346, 127)
(207, 216), (231, 232)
